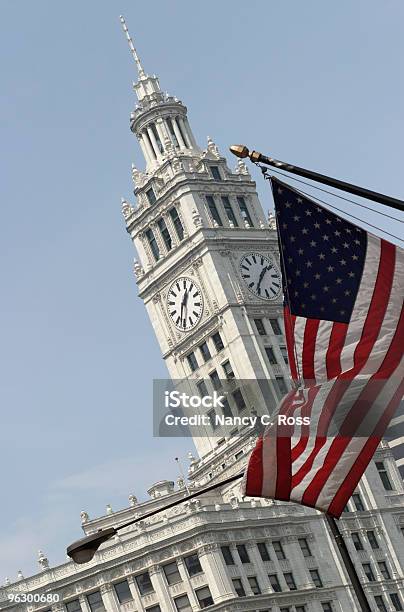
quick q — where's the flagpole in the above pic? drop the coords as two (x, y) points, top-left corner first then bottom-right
(325, 515), (372, 611)
(229, 145), (404, 213)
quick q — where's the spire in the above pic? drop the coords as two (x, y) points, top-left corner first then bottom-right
(119, 15), (146, 80)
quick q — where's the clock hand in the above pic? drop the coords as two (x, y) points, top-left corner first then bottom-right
(256, 267), (268, 292)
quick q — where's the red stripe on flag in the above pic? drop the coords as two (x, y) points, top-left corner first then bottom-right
(326, 322), (348, 379)
(302, 319), (320, 383)
(244, 436), (264, 497)
(284, 306), (298, 381)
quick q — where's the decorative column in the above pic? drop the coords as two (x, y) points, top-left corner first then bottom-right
(183, 116), (198, 148)
(177, 117), (190, 148)
(78, 595), (92, 612)
(139, 134), (153, 165)
(172, 118), (186, 149)
(156, 119), (168, 149)
(285, 536), (314, 589)
(127, 575), (146, 612)
(147, 126), (162, 159)
(149, 565), (176, 611)
(100, 584), (120, 611)
(176, 557), (200, 611)
(198, 543), (234, 604)
(245, 542), (271, 593)
(143, 130), (157, 161)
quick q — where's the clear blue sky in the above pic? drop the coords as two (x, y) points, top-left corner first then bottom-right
(1, 0), (403, 580)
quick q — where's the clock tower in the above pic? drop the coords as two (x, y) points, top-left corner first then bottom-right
(120, 18), (291, 478)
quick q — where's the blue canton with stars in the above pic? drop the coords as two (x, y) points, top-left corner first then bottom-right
(272, 178), (368, 324)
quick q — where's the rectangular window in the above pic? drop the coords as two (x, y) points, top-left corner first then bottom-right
(113, 580), (132, 604)
(376, 461), (393, 491)
(237, 544), (250, 563)
(232, 579), (246, 597)
(163, 561), (182, 585)
(248, 576), (261, 595)
(257, 542), (271, 562)
(169, 207), (184, 241)
(283, 572), (297, 590)
(222, 360), (235, 379)
(195, 586), (214, 608)
(212, 331), (224, 352)
(184, 553), (203, 577)
(208, 408), (217, 430)
(209, 369), (221, 390)
(146, 607), (161, 612)
(352, 532), (364, 551)
(206, 195), (223, 226)
(146, 187), (157, 205)
(210, 165), (222, 180)
(197, 380), (209, 398)
(296, 607), (307, 612)
(374, 596), (388, 612)
(221, 545), (235, 565)
(157, 218), (172, 251)
(232, 389), (246, 412)
(378, 561), (391, 579)
(276, 376), (288, 396)
(265, 346), (277, 365)
(268, 574), (282, 592)
(367, 530), (379, 549)
(187, 352), (198, 372)
(174, 595), (192, 611)
(280, 608), (291, 612)
(270, 318), (282, 335)
(86, 592), (105, 612)
(254, 318), (267, 336)
(298, 538), (312, 558)
(237, 196), (254, 227)
(321, 604), (334, 612)
(221, 196), (238, 227)
(198, 341), (211, 362)
(66, 601), (81, 612)
(310, 569), (323, 587)
(135, 572), (154, 595)
(390, 593), (403, 611)
(221, 398), (232, 418)
(352, 493), (365, 511)
(362, 563), (375, 582)
(280, 346), (289, 364)
(145, 228), (160, 262)
(273, 540), (286, 560)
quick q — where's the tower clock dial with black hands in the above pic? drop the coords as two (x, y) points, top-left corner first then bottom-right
(240, 252), (282, 300)
(167, 277), (204, 331)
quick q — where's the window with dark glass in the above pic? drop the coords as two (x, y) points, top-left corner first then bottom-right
(187, 352), (198, 372)
(268, 574), (282, 592)
(206, 195), (223, 226)
(257, 542), (271, 561)
(352, 493), (365, 511)
(280, 608), (291, 612)
(270, 318), (282, 335)
(321, 604), (334, 612)
(199, 341), (211, 362)
(296, 607), (307, 612)
(362, 564), (375, 582)
(352, 532), (364, 551)
(169, 207), (184, 241)
(114, 580), (132, 604)
(197, 380), (209, 398)
(284, 572), (297, 590)
(310, 569), (323, 587)
(367, 530), (379, 549)
(166, 117), (180, 147)
(221, 196), (238, 226)
(157, 218), (172, 251)
(221, 545), (235, 565)
(232, 579), (246, 597)
(280, 346), (289, 364)
(298, 538), (312, 557)
(237, 196), (254, 227)
(221, 398), (232, 418)
(210, 166), (222, 181)
(212, 331), (224, 352)
(374, 596), (388, 612)
(195, 586), (214, 608)
(273, 540), (286, 560)
(86, 592), (105, 612)
(174, 594), (192, 612)
(248, 576), (261, 595)
(209, 369), (221, 390)
(232, 389), (246, 412)
(184, 553), (203, 577)
(254, 319), (267, 336)
(375, 461), (393, 491)
(237, 544), (250, 563)
(66, 600), (81, 612)
(146, 606), (161, 612)
(163, 561), (182, 585)
(208, 408), (217, 429)
(390, 593), (403, 611)
(265, 346), (277, 365)
(145, 228), (160, 261)
(135, 572), (154, 595)
(378, 561), (391, 579)
(222, 360), (235, 379)
(146, 187), (157, 205)
(276, 376), (288, 396)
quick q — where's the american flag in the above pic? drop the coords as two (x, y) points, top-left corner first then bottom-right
(243, 177), (404, 517)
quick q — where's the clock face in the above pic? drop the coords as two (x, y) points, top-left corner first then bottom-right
(240, 252), (282, 300)
(167, 277), (204, 331)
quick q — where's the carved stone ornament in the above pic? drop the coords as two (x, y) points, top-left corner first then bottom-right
(133, 259), (145, 280)
(121, 198), (135, 220)
(38, 550), (49, 571)
(80, 511), (89, 524)
(192, 208), (203, 228)
(235, 158), (250, 176)
(129, 494), (138, 507)
(131, 164), (148, 189)
(207, 136), (220, 159)
(268, 211), (277, 230)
